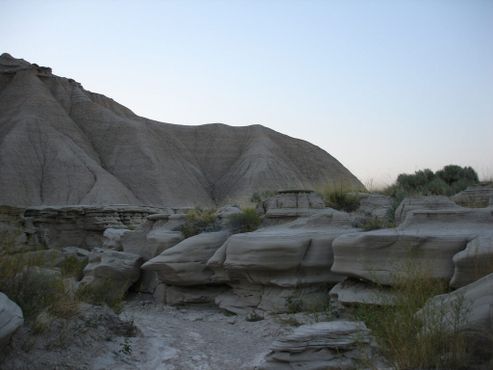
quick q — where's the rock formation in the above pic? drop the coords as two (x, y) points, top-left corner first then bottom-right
(0, 292), (23, 349)
(331, 202), (493, 286)
(258, 320), (391, 370)
(0, 53), (363, 208)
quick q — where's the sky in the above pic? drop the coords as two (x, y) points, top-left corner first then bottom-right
(1, 0), (492, 187)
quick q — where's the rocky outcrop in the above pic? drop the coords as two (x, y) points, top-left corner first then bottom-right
(143, 231), (230, 286)
(258, 320), (391, 370)
(452, 186), (493, 208)
(0, 292), (23, 348)
(450, 236), (493, 288)
(121, 213), (185, 260)
(356, 193), (393, 221)
(332, 204), (493, 286)
(209, 209), (357, 313)
(23, 205), (168, 249)
(102, 228), (130, 250)
(260, 191), (325, 220)
(80, 248), (143, 294)
(394, 196), (459, 225)
(329, 279), (397, 306)
(0, 53), (364, 208)
(142, 231), (231, 304)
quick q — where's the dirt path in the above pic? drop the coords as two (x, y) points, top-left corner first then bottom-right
(90, 296), (290, 370)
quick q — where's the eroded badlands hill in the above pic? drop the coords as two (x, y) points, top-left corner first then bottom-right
(0, 53), (363, 207)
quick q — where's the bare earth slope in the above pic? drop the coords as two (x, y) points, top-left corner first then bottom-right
(0, 53), (363, 207)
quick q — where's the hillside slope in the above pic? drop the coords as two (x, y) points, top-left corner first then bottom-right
(0, 53), (363, 207)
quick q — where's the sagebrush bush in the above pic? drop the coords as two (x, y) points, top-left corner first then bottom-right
(227, 208), (261, 233)
(181, 208), (219, 238)
(323, 187), (360, 212)
(385, 164), (479, 198)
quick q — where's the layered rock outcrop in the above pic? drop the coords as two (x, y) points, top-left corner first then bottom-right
(331, 201), (493, 286)
(258, 321), (390, 370)
(208, 209), (358, 313)
(23, 205), (167, 249)
(0, 53), (363, 208)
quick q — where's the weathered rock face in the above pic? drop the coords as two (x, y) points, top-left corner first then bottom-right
(260, 191), (326, 220)
(450, 236), (493, 288)
(142, 231), (231, 305)
(102, 228), (130, 250)
(121, 213), (185, 261)
(0, 53), (364, 208)
(329, 279), (397, 306)
(80, 248), (143, 294)
(452, 186), (493, 208)
(23, 205), (167, 249)
(394, 196), (459, 225)
(209, 209), (358, 313)
(355, 193), (393, 221)
(332, 204), (493, 286)
(258, 320), (391, 370)
(142, 231), (230, 286)
(0, 292), (23, 349)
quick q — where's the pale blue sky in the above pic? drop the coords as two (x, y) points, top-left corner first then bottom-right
(1, 0), (492, 186)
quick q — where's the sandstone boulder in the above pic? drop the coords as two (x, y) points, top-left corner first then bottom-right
(394, 196), (459, 225)
(142, 231), (230, 286)
(329, 279), (397, 306)
(450, 236), (493, 288)
(452, 186), (493, 208)
(209, 209), (358, 313)
(258, 320), (391, 370)
(80, 248), (142, 293)
(102, 228), (130, 250)
(121, 213), (185, 261)
(0, 292), (23, 348)
(356, 193), (393, 221)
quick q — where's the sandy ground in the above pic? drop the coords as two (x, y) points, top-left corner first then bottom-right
(3, 294), (318, 370)
(91, 297), (288, 370)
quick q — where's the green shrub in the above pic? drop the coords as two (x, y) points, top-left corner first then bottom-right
(227, 208), (262, 233)
(181, 208), (219, 238)
(324, 188), (360, 212)
(60, 256), (88, 280)
(385, 164), (479, 198)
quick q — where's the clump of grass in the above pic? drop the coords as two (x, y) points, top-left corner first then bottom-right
(227, 208), (262, 233)
(323, 187), (361, 212)
(180, 208), (219, 238)
(0, 254), (78, 320)
(352, 259), (470, 369)
(60, 255), (88, 280)
(77, 278), (127, 312)
(360, 217), (394, 231)
(250, 190), (277, 204)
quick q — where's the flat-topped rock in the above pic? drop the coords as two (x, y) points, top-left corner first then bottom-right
(142, 231), (231, 286)
(394, 196), (459, 225)
(332, 205), (493, 286)
(258, 320), (391, 370)
(330, 279), (397, 306)
(23, 205), (169, 249)
(452, 185), (493, 208)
